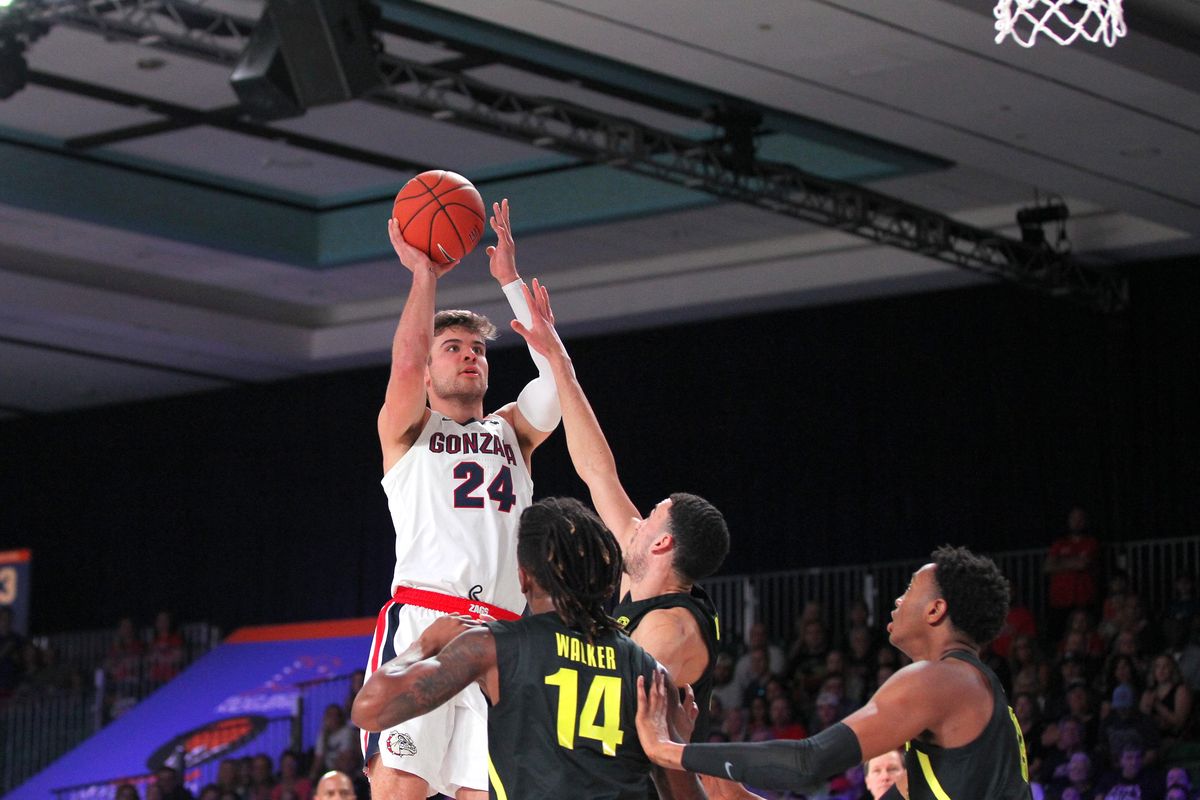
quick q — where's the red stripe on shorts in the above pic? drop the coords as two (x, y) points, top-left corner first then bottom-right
(392, 586), (520, 621)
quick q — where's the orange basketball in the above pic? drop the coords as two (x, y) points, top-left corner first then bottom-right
(392, 170), (486, 265)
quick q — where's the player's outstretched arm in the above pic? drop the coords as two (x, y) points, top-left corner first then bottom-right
(509, 280), (641, 547)
(378, 219), (457, 473)
(486, 199), (560, 459)
(352, 622), (496, 732)
(637, 666), (942, 791)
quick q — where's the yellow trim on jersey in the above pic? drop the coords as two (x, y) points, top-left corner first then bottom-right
(488, 754), (508, 800)
(914, 749), (954, 800)
(713, 614), (720, 642)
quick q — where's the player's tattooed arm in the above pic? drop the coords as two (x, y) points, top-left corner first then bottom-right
(351, 627), (497, 731)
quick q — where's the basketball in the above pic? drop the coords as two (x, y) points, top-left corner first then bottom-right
(392, 170), (486, 265)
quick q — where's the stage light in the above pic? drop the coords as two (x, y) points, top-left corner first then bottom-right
(1016, 198), (1070, 250)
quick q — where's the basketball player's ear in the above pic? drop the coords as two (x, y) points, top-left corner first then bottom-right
(649, 531), (674, 554)
(926, 596), (949, 626)
(517, 565), (532, 595)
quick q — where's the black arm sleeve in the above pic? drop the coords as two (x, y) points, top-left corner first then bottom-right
(680, 722), (862, 791)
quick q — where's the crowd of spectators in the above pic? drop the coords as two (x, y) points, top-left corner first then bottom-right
(103, 611), (187, 719)
(7, 505), (1200, 800)
(0, 605), (84, 704)
(109, 679), (369, 800)
(0, 607), (190, 715)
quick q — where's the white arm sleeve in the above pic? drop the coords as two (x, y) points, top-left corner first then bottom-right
(503, 279), (561, 432)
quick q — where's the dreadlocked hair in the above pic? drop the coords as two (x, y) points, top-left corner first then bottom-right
(518, 497), (623, 643)
(931, 544), (1011, 646)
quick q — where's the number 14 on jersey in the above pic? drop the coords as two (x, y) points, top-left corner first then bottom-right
(544, 667), (625, 756)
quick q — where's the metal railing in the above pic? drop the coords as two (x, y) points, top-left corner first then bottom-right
(48, 673), (358, 800)
(1, 622), (222, 796)
(0, 689), (95, 796)
(703, 536), (1200, 649)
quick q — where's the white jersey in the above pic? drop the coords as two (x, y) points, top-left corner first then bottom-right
(383, 411), (532, 615)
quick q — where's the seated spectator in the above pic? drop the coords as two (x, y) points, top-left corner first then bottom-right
(1163, 574), (1200, 648)
(343, 670), (365, 721)
(1041, 715), (1087, 785)
(311, 704), (357, 779)
(105, 616), (144, 716)
(154, 767), (195, 800)
(786, 618), (830, 694)
(844, 625), (876, 700)
(246, 753), (274, 800)
(234, 755), (254, 798)
(1093, 744), (1163, 800)
(1009, 634), (1051, 696)
(115, 784), (140, 800)
(991, 583), (1038, 661)
(331, 745), (368, 800)
(1165, 785), (1190, 800)
(709, 652), (742, 713)
(1102, 654), (1145, 702)
(1064, 680), (1100, 752)
(1100, 570), (1134, 643)
(0, 606), (26, 699)
(214, 759), (238, 796)
(864, 749), (907, 800)
(1140, 653), (1194, 746)
(1044, 751), (1094, 800)
(1098, 683), (1161, 768)
(17, 643), (80, 697)
(312, 771), (356, 800)
(739, 647), (774, 708)
(1164, 766), (1192, 799)
(1013, 691), (1047, 780)
(734, 621), (785, 691)
(745, 695), (773, 741)
(1059, 609), (1106, 661)
(1114, 597), (1158, 657)
(146, 611), (184, 686)
(720, 705), (748, 742)
(767, 696), (807, 740)
(196, 786), (220, 800)
(808, 690), (841, 735)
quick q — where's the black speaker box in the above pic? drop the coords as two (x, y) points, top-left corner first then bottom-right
(270, 0), (380, 107)
(231, 0), (380, 117)
(230, 16), (303, 120)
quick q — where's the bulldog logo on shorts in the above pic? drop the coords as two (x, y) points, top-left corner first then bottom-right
(386, 731), (417, 757)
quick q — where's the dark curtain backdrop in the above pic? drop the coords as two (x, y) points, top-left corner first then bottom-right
(2, 259), (1197, 633)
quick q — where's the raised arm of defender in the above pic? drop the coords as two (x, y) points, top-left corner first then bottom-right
(485, 200), (560, 463)
(509, 280), (641, 549)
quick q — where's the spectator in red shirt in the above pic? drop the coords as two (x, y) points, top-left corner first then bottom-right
(1044, 506), (1100, 640)
(768, 696), (808, 740)
(146, 610), (184, 686)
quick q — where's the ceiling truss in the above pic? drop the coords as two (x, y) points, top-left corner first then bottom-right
(12, 0), (1130, 311)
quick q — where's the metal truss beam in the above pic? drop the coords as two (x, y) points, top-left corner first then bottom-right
(18, 0), (1129, 311)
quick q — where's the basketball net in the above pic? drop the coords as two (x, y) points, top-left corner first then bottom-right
(994, 0), (1126, 47)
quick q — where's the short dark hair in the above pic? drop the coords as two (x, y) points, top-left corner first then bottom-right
(667, 492), (729, 582)
(433, 310), (496, 340)
(518, 497), (623, 642)
(930, 545), (1010, 646)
